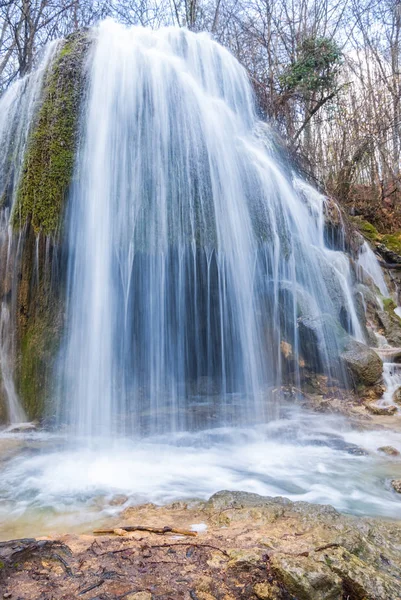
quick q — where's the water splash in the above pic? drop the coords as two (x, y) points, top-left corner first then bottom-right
(1, 407), (401, 541)
(59, 21), (366, 437)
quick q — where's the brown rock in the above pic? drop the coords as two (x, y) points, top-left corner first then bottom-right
(253, 582), (281, 599)
(365, 404), (397, 415)
(391, 479), (401, 493)
(378, 446), (400, 456)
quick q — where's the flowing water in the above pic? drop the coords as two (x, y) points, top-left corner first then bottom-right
(1, 406), (401, 541)
(0, 21), (401, 537)
(357, 240), (389, 297)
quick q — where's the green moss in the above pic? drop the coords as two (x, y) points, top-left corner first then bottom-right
(383, 297), (397, 312)
(12, 32), (88, 236)
(355, 219), (380, 242)
(10, 32), (90, 417)
(19, 309), (60, 419)
(14, 227), (64, 420)
(381, 232), (401, 255)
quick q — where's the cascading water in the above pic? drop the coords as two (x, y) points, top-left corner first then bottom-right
(59, 20), (364, 437)
(357, 240), (389, 298)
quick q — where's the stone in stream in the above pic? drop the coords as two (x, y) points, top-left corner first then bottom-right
(391, 479), (401, 493)
(378, 446), (400, 456)
(365, 403), (397, 416)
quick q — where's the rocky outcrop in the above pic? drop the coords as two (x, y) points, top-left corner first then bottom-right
(6, 32), (90, 419)
(1, 491), (401, 599)
(376, 309), (401, 346)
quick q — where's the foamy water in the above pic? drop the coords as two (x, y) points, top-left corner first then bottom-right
(0, 407), (400, 540)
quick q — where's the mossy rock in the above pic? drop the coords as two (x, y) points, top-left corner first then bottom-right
(350, 218), (380, 243)
(14, 229), (65, 420)
(381, 232), (401, 255)
(12, 31), (90, 237)
(19, 303), (62, 420)
(383, 297), (397, 312)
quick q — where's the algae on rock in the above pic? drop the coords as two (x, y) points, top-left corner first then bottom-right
(12, 31), (89, 236)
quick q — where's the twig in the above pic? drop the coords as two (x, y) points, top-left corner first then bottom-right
(314, 543), (341, 553)
(100, 541), (229, 558)
(78, 579), (105, 595)
(100, 547), (136, 556)
(94, 525), (197, 537)
(146, 542), (230, 557)
(51, 552), (73, 576)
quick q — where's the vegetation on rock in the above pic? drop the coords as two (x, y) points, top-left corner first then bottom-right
(351, 219), (380, 243)
(14, 230), (64, 419)
(381, 232), (401, 255)
(7, 32), (90, 418)
(12, 31), (89, 237)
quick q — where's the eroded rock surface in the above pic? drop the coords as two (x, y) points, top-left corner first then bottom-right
(1, 491), (400, 599)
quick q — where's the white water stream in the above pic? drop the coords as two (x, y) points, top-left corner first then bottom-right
(0, 406), (401, 541)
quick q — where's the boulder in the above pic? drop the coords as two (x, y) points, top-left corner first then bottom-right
(270, 553), (342, 600)
(341, 340), (383, 386)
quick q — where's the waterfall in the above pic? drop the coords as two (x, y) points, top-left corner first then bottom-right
(357, 240), (389, 298)
(57, 20), (366, 437)
(0, 42), (59, 424)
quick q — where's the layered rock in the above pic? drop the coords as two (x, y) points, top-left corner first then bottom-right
(1, 491), (400, 599)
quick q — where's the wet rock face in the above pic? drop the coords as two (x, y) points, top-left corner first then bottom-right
(340, 339), (383, 387)
(2, 490), (401, 600)
(323, 197), (363, 256)
(393, 387), (401, 405)
(376, 311), (401, 347)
